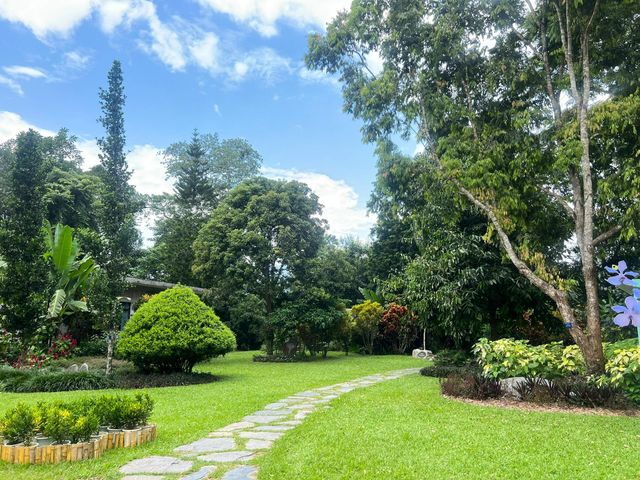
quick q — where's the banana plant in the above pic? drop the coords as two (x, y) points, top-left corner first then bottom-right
(44, 223), (98, 320)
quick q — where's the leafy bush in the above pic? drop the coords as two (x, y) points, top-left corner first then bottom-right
(0, 394), (155, 446)
(433, 349), (471, 367)
(473, 338), (584, 379)
(8, 371), (115, 392)
(112, 370), (217, 389)
(606, 347), (640, 403)
(95, 393), (154, 430)
(0, 402), (39, 445)
(351, 300), (384, 354)
(513, 376), (630, 409)
(74, 335), (107, 356)
(380, 303), (417, 354)
(118, 286), (236, 373)
(420, 365), (475, 378)
(439, 373), (502, 400)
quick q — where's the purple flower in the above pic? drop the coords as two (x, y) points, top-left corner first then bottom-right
(612, 295), (640, 327)
(605, 260), (639, 286)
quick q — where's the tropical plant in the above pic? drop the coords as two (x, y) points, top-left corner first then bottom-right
(43, 223), (97, 322)
(0, 402), (39, 445)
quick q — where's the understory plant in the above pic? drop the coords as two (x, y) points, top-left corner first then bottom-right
(0, 402), (39, 445)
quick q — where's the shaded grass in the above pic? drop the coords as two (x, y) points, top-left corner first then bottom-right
(258, 375), (640, 480)
(0, 351), (423, 480)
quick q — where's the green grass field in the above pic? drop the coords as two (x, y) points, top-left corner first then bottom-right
(0, 351), (422, 479)
(1, 352), (638, 479)
(259, 375), (640, 480)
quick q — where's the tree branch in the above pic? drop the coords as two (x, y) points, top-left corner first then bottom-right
(541, 186), (574, 218)
(593, 225), (622, 246)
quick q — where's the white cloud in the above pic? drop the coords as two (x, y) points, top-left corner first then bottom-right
(365, 50), (384, 76)
(213, 104), (221, 116)
(262, 166), (374, 241)
(0, 0), (95, 39)
(189, 32), (220, 72)
(228, 48), (292, 82)
(0, 75), (24, 95)
(3, 65), (46, 78)
(298, 67), (339, 87)
(0, 111), (54, 141)
(64, 50), (91, 70)
(196, 0), (350, 36)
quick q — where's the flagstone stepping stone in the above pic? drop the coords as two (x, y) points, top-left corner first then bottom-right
(179, 466), (217, 480)
(243, 414), (286, 424)
(122, 476), (165, 480)
(254, 425), (293, 431)
(175, 438), (236, 453)
(245, 439), (272, 450)
(295, 391), (321, 397)
(219, 421), (255, 432)
(239, 431), (283, 441)
(263, 402), (288, 410)
(120, 456), (193, 475)
(197, 451), (255, 463)
(208, 431), (234, 437)
(222, 466), (258, 480)
(278, 420), (302, 426)
(252, 409), (292, 416)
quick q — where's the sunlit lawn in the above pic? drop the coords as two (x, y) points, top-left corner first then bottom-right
(0, 351), (423, 480)
(259, 375), (640, 480)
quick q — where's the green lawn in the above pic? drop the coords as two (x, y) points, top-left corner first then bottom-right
(0, 351), (423, 480)
(259, 375), (640, 480)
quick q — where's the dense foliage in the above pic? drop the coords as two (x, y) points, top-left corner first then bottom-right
(118, 286), (236, 373)
(307, 0), (640, 373)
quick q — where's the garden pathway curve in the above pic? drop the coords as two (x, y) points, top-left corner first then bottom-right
(119, 367), (419, 480)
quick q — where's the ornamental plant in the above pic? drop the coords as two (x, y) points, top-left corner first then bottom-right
(0, 402), (39, 445)
(605, 261), (640, 345)
(380, 303), (418, 354)
(118, 286), (236, 373)
(351, 300), (384, 355)
(605, 347), (640, 404)
(473, 338), (585, 379)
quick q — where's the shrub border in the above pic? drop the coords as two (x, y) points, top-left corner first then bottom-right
(0, 424), (156, 464)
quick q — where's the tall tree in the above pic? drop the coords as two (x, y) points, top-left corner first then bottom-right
(0, 130), (48, 337)
(193, 178), (326, 354)
(142, 131), (262, 285)
(306, 0), (640, 373)
(96, 60), (139, 374)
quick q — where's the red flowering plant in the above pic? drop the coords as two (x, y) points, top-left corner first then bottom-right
(0, 328), (23, 365)
(380, 303), (418, 354)
(47, 333), (77, 360)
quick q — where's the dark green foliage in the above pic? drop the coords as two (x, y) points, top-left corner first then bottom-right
(433, 349), (472, 368)
(93, 393), (153, 429)
(252, 354), (312, 363)
(268, 288), (345, 357)
(513, 377), (632, 409)
(0, 130), (48, 336)
(118, 286), (236, 373)
(143, 131), (262, 286)
(420, 365), (475, 378)
(439, 373), (502, 400)
(227, 293), (266, 350)
(0, 369), (115, 392)
(111, 370), (217, 389)
(96, 60), (141, 373)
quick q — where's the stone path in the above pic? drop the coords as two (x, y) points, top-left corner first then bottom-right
(120, 368), (419, 480)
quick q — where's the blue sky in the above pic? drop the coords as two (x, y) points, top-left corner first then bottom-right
(0, 0), (410, 242)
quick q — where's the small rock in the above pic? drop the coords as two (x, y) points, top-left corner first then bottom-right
(67, 364), (79, 372)
(245, 439), (272, 450)
(197, 451), (255, 463)
(253, 425), (293, 432)
(243, 414), (286, 424)
(122, 476), (165, 480)
(174, 437), (236, 454)
(218, 421), (255, 432)
(179, 465), (217, 480)
(222, 465), (258, 480)
(79, 362), (89, 372)
(120, 456), (193, 474)
(239, 431), (282, 441)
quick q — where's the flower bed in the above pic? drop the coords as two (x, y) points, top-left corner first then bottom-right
(0, 424), (156, 464)
(0, 393), (156, 464)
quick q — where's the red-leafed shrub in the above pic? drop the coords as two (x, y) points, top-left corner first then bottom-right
(380, 303), (418, 354)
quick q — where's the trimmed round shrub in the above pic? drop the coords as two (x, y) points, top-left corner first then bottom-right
(117, 286), (236, 373)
